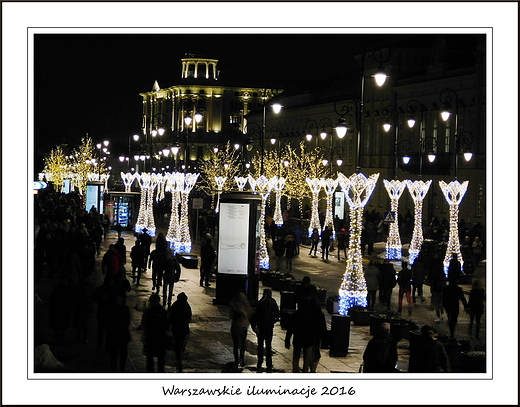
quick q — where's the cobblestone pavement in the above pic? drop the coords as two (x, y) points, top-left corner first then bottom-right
(33, 227), (487, 375)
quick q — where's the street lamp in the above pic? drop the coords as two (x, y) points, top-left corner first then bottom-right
(260, 89), (283, 174)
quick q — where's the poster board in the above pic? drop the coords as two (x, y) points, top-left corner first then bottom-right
(217, 202), (250, 275)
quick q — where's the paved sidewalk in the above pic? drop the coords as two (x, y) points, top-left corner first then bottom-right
(33, 229), (486, 375)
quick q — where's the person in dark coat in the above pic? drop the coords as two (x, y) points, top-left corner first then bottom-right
(378, 259), (397, 311)
(168, 292), (192, 373)
(272, 235), (286, 272)
(308, 228), (320, 257)
(364, 260), (380, 311)
(397, 262), (413, 316)
(49, 276), (75, 343)
(139, 230), (152, 269)
(284, 297), (315, 373)
(336, 228), (348, 261)
(429, 253), (446, 322)
(362, 322), (398, 373)
(229, 292), (253, 368)
(148, 246), (168, 293)
(199, 238), (216, 287)
(285, 233), (297, 272)
(409, 325), (451, 373)
(105, 295), (131, 372)
(467, 279), (485, 338)
(309, 294), (328, 373)
(442, 264), (468, 338)
(411, 256), (427, 303)
(141, 293), (169, 372)
(320, 226), (332, 260)
(251, 289), (280, 373)
(162, 253), (181, 308)
(130, 239), (145, 286)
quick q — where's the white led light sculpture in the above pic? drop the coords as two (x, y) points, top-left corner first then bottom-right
(214, 176), (227, 213)
(165, 172), (185, 252)
(439, 180), (469, 276)
(383, 179), (407, 259)
(337, 172), (379, 315)
(248, 175), (275, 270)
(177, 172), (200, 253)
(134, 172), (158, 236)
(306, 178), (322, 237)
(321, 177), (339, 239)
(234, 176), (249, 191)
(406, 179), (432, 264)
(272, 176), (286, 227)
(121, 172), (136, 193)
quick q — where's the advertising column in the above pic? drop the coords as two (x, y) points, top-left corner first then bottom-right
(214, 193), (261, 305)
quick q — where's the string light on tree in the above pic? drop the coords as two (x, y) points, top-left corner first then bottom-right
(165, 172), (185, 252)
(214, 176), (227, 213)
(306, 178), (323, 237)
(439, 180), (469, 276)
(178, 172), (200, 253)
(272, 176), (286, 226)
(321, 177), (339, 239)
(248, 175), (275, 270)
(121, 172), (137, 193)
(383, 179), (408, 259)
(134, 173), (158, 236)
(406, 179), (432, 264)
(337, 172), (379, 314)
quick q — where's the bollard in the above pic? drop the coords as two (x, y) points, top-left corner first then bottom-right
(330, 314), (351, 357)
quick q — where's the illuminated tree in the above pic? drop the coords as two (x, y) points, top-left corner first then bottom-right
(406, 180), (432, 264)
(43, 146), (67, 191)
(198, 141), (241, 208)
(383, 179), (407, 259)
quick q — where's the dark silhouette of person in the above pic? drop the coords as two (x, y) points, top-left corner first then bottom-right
(199, 238), (216, 287)
(105, 295), (131, 372)
(168, 292), (192, 373)
(294, 276), (316, 309)
(397, 262), (413, 316)
(309, 294), (327, 373)
(251, 289), (280, 373)
(139, 229), (152, 269)
(284, 297), (317, 372)
(411, 256), (426, 303)
(362, 322), (398, 373)
(308, 228), (320, 256)
(272, 235), (286, 272)
(285, 233), (297, 272)
(49, 276), (75, 343)
(130, 239), (145, 286)
(378, 259), (397, 311)
(149, 246), (168, 293)
(229, 292), (252, 368)
(162, 252), (181, 308)
(320, 226), (332, 260)
(467, 279), (485, 338)
(364, 260), (380, 311)
(336, 228), (348, 260)
(442, 262), (468, 338)
(409, 325), (451, 373)
(141, 294), (169, 373)
(114, 237), (127, 266)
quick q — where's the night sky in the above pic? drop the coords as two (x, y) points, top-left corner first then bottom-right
(33, 33), (475, 172)
(33, 35), (406, 152)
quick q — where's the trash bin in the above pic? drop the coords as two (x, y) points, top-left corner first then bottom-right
(330, 314), (351, 357)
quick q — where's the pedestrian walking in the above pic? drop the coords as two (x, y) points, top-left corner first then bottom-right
(467, 279), (485, 338)
(336, 228), (348, 261)
(428, 253), (446, 322)
(284, 297), (315, 373)
(168, 292), (192, 373)
(130, 239), (146, 286)
(141, 294), (169, 373)
(362, 322), (398, 373)
(162, 253), (181, 308)
(411, 256), (426, 303)
(149, 246), (168, 293)
(105, 295), (131, 373)
(442, 269), (468, 338)
(378, 259), (396, 311)
(285, 233), (297, 272)
(409, 325), (451, 373)
(229, 292), (252, 368)
(364, 260), (380, 311)
(251, 289), (279, 373)
(320, 226), (332, 261)
(397, 261), (413, 316)
(308, 228), (319, 257)
(272, 235), (286, 272)
(199, 238), (216, 287)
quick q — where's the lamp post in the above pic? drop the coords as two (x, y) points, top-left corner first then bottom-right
(260, 89), (282, 174)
